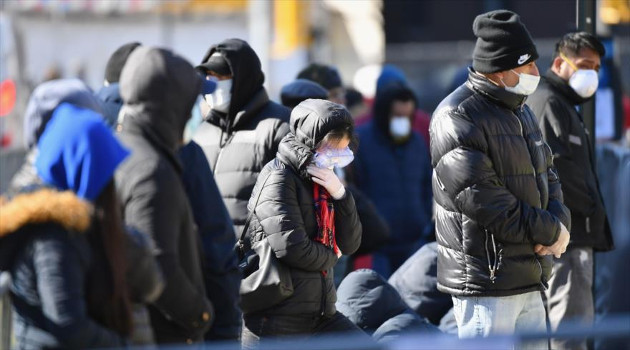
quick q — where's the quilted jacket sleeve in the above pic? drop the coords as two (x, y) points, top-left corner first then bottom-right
(255, 168), (339, 272)
(431, 108), (562, 246)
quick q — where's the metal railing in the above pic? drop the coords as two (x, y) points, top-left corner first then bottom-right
(0, 271), (12, 350)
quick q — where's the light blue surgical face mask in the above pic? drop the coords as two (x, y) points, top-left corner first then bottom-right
(313, 147), (354, 169)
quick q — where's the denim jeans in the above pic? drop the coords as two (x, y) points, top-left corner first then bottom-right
(452, 291), (548, 350)
(241, 312), (365, 349)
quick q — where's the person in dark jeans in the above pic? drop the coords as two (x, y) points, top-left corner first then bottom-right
(241, 99), (364, 348)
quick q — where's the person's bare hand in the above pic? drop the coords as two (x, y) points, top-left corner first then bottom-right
(535, 223), (570, 258)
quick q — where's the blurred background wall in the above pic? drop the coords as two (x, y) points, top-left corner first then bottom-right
(0, 0), (628, 149)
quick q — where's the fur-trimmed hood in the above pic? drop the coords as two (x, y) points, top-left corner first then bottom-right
(0, 189), (92, 270)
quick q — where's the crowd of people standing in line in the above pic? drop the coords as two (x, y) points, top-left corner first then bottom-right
(0, 8), (619, 350)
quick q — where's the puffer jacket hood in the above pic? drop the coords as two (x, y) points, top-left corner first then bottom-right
(119, 46), (201, 154)
(198, 39), (265, 125)
(372, 82), (417, 138)
(277, 99), (354, 178)
(336, 269), (438, 340)
(23, 78), (103, 148)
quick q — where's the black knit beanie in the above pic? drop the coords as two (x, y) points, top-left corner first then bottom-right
(472, 10), (538, 73)
(104, 42), (141, 83)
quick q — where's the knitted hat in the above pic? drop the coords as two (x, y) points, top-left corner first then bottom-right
(104, 42), (141, 84)
(472, 10), (538, 73)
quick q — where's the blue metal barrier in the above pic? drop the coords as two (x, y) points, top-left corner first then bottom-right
(594, 142), (630, 350)
(141, 315), (630, 350)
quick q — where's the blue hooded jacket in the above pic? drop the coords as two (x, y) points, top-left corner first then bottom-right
(354, 83), (433, 275)
(35, 103), (129, 201)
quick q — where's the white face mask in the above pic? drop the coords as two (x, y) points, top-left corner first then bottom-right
(313, 147), (354, 169)
(204, 79), (232, 113)
(502, 70), (540, 96)
(560, 52), (599, 99)
(390, 116), (411, 138)
(569, 69), (599, 98)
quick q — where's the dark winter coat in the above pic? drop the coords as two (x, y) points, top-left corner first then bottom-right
(178, 141), (241, 340)
(527, 70), (614, 251)
(430, 69), (571, 297)
(346, 184), (390, 256)
(116, 47), (212, 343)
(245, 99), (362, 317)
(336, 269), (439, 343)
(0, 189), (127, 349)
(193, 39), (291, 236)
(354, 84), (433, 270)
(388, 242), (452, 325)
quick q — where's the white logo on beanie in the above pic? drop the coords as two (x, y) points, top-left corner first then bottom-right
(518, 54), (531, 65)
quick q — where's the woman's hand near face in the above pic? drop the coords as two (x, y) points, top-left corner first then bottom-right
(306, 166), (346, 200)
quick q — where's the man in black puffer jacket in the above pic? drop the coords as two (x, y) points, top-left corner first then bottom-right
(193, 39), (290, 235)
(430, 10), (571, 345)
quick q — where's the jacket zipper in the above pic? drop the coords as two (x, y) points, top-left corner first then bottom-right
(319, 273), (326, 316)
(213, 147), (225, 175)
(484, 229), (499, 283)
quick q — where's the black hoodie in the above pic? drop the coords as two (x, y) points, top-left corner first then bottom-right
(193, 39), (290, 235)
(116, 47), (213, 344)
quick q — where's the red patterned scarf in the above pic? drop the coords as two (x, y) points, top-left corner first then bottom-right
(313, 183), (339, 276)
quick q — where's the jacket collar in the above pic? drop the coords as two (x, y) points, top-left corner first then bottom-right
(0, 188), (92, 239)
(206, 88), (270, 132)
(466, 68), (527, 111)
(544, 69), (590, 106)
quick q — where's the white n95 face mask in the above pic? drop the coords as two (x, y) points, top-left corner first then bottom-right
(390, 116), (411, 138)
(204, 79), (232, 113)
(560, 52), (599, 99)
(502, 70), (540, 96)
(569, 69), (598, 98)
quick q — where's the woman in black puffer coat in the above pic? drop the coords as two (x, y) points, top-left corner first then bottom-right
(241, 99), (364, 348)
